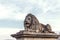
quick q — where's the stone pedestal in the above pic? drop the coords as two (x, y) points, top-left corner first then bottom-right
(17, 38), (57, 40)
(11, 14), (60, 40)
(11, 32), (59, 40)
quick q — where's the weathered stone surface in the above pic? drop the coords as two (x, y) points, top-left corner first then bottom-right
(17, 38), (57, 40)
(11, 13), (59, 40)
(24, 14), (54, 33)
(11, 32), (59, 40)
(11, 32), (59, 39)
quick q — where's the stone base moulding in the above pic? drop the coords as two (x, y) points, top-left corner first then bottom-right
(11, 32), (59, 40)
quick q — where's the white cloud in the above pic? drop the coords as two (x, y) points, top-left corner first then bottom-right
(0, 0), (60, 32)
(0, 4), (10, 19)
(0, 4), (16, 19)
(0, 0), (53, 20)
(28, 0), (37, 4)
(0, 4), (28, 20)
(0, 0), (60, 20)
(13, 13), (27, 21)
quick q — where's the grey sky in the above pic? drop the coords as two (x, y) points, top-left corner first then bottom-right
(0, 0), (60, 32)
(0, 0), (60, 40)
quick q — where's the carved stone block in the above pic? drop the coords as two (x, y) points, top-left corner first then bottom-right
(11, 32), (59, 40)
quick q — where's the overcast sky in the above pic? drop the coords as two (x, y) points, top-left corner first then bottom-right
(0, 0), (60, 40)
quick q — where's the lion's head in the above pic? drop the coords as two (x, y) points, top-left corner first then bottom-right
(24, 13), (40, 32)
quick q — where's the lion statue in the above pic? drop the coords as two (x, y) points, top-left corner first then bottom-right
(11, 13), (55, 38)
(24, 13), (54, 33)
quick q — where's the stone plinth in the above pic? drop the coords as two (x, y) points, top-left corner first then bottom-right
(11, 13), (60, 40)
(17, 38), (57, 40)
(11, 32), (59, 40)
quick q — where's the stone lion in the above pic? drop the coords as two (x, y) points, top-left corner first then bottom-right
(24, 13), (54, 33)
